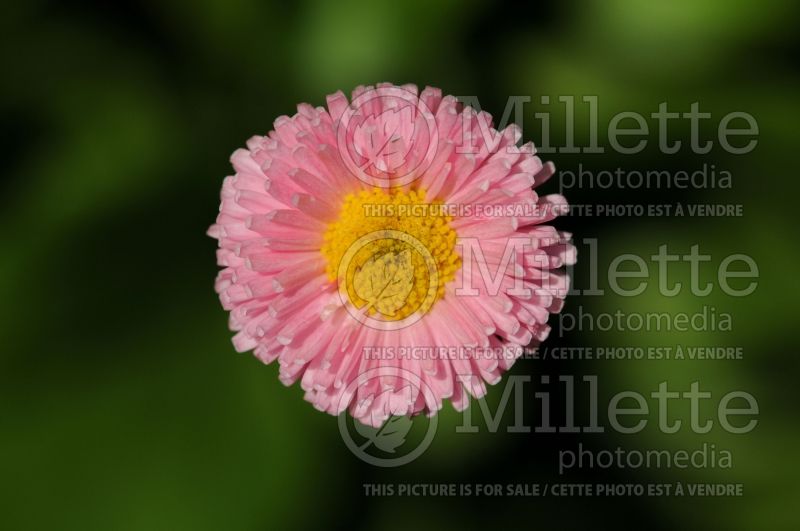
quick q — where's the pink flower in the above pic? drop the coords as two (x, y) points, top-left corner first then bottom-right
(209, 83), (575, 426)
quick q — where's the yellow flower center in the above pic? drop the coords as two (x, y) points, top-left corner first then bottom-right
(321, 188), (461, 321)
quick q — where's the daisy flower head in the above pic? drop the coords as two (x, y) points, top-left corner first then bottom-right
(209, 83), (576, 427)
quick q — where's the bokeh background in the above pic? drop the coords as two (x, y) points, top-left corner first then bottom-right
(2, 0), (799, 529)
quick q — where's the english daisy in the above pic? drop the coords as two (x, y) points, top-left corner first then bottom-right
(209, 83), (575, 426)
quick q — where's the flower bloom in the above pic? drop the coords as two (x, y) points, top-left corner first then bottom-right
(209, 83), (576, 426)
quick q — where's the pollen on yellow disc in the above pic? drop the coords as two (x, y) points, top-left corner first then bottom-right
(320, 188), (461, 320)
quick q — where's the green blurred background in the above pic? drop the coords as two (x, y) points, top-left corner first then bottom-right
(1, 0), (798, 529)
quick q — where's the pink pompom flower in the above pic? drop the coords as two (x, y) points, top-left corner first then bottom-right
(209, 83), (575, 426)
